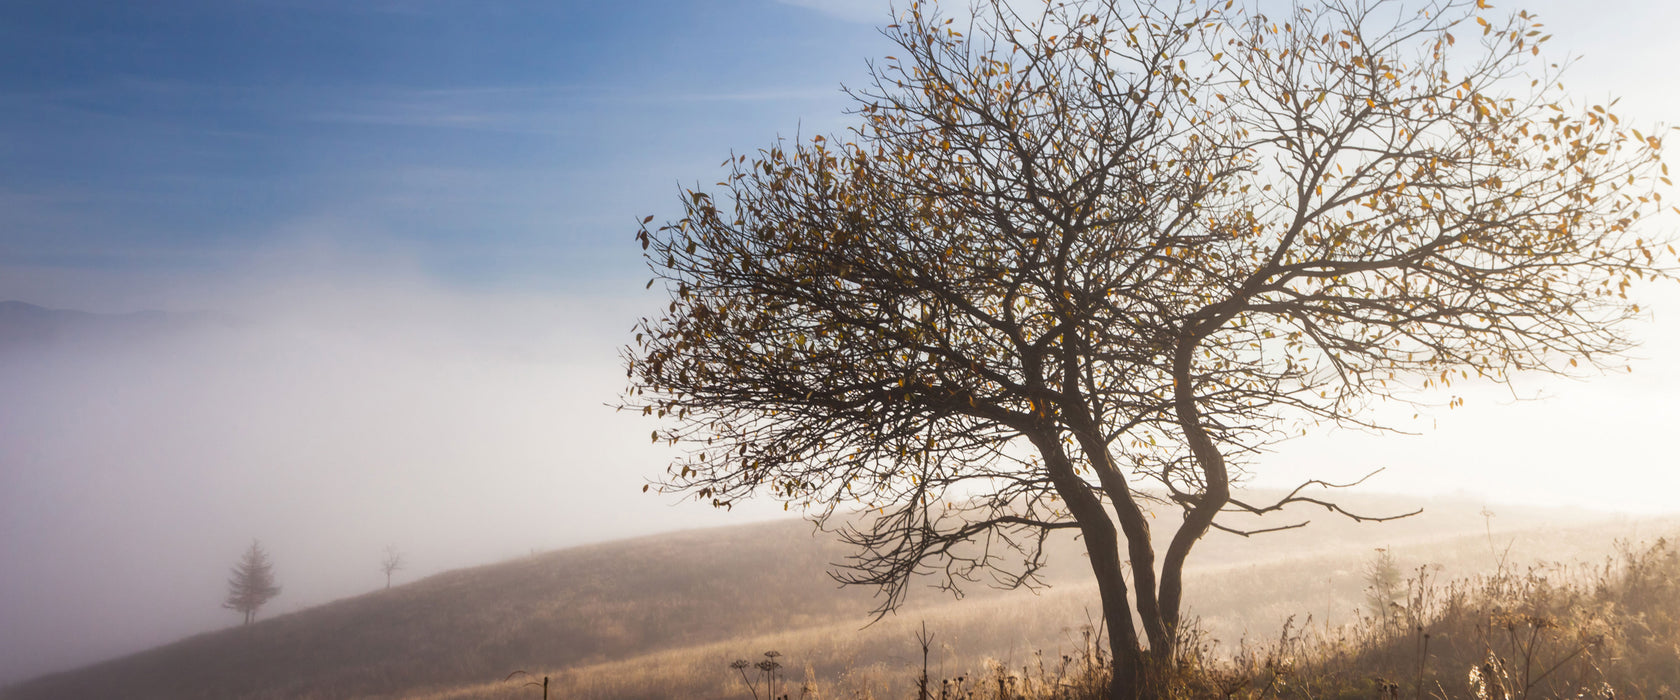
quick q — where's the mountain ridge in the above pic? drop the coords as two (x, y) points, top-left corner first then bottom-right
(0, 300), (224, 351)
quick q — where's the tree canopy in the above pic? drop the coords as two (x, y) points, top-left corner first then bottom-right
(624, 0), (1674, 695)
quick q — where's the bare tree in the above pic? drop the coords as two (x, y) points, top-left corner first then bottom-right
(381, 545), (406, 589)
(224, 540), (281, 625)
(624, 0), (1673, 696)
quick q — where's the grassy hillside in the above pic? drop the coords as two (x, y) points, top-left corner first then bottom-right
(416, 517), (1679, 700)
(1, 519), (868, 700)
(2, 497), (1667, 700)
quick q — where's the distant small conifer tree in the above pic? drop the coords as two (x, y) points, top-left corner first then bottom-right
(1364, 547), (1403, 622)
(224, 540), (281, 625)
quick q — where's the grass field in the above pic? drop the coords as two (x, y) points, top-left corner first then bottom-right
(2, 496), (1671, 700)
(417, 518), (1680, 700)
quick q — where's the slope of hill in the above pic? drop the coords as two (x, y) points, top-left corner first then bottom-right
(1, 519), (864, 700)
(0, 301), (220, 353)
(2, 498), (1667, 700)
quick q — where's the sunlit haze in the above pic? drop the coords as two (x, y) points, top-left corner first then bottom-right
(1, 0), (1676, 687)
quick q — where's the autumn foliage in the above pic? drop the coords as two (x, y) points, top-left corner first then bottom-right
(625, 0), (1675, 696)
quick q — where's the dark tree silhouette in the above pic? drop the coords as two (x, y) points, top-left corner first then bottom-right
(381, 545), (406, 589)
(625, 0), (1675, 696)
(224, 540), (281, 625)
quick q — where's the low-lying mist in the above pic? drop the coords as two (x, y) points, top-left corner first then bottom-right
(3, 254), (1677, 688)
(0, 267), (780, 686)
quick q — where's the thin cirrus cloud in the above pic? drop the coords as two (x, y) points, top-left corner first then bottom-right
(302, 84), (846, 134)
(0, 0), (883, 299)
(771, 0), (894, 22)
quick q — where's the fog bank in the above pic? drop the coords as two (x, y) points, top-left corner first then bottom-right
(0, 272), (782, 685)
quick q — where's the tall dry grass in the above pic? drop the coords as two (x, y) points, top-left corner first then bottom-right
(1227, 536), (1680, 699)
(419, 526), (1680, 700)
(840, 535), (1680, 700)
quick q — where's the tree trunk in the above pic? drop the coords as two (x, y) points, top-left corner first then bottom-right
(1028, 431), (1147, 699)
(1089, 523), (1142, 699)
(1156, 333), (1235, 662)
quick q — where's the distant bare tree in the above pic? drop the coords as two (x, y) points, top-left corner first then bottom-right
(381, 545), (406, 589)
(224, 540), (281, 625)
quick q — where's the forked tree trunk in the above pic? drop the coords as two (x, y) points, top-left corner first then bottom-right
(1042, 341), (1235, 700)
(1030, 433), (1156, 699)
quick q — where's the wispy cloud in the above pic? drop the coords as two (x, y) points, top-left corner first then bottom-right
(773, 0), (895, 23)
(302, 84), (843, 134)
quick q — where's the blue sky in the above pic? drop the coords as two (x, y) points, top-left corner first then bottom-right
(0, 0), (887, 302)
(3, 0), (1675, 307)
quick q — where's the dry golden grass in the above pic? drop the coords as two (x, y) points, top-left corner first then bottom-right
(409, 586), (1113, 700)
(435, 530), (1680, 700)
(1, 497), (1669, 700)
(411, 515), (1680, 700)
